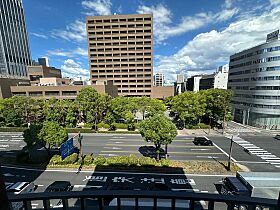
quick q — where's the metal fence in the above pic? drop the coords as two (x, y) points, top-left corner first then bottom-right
(8, 190), (280, 210)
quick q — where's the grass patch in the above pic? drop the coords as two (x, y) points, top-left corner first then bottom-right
(0, 127), (27, 132)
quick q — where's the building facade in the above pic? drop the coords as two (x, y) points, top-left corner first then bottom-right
(228, 30), (280, 129)
(153, 73), (164, 86)
(86, 14), (153, 97)
(28, 65), (62, 85)
(0, 0), (32, 77)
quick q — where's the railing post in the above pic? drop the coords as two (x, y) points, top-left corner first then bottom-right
(135, 197), (139, 210)
(0, 163), (11, 210)
(43, 199), (50, 210)
(80, 198), (85, 210)
(98, 198), (104, 210)
(153, 197), (157, 210)
(189, 200), (195, 210)
(23, 200), (32, 210)
(62, 198), (68, 210)
(208, 200), (214, 210)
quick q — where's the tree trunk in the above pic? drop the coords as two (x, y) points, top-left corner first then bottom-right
(155, 144), (161, 161)
(165, 144), (168, 159)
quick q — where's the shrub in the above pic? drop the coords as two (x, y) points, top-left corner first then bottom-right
(16, 150), (29, 163)
(106, 156), (129, 166)
(198, 123), (210, 129)
(128, 154), (138, 166)
(83, 155), (93, 165)
(114, 123), (127, 129)
(108, 124), (116, 131)
(127, 123), (135, 131)
(84, 123), (92, 128)
(93, 156), (106, 166)
(97, 122), (110, 129)
(138, 157), (157, 167)
(49, 155), (62, 165)
(160, 159), (171, 167)
(62, 153), (78, 164)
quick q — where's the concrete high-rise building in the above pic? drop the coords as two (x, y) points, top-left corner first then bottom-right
(177, 74), (185, 83)
(0, 0), (32, 77)
(153, 73), (164, 86)
(228, 30), (280, 129)
(86, 14), (153, 97)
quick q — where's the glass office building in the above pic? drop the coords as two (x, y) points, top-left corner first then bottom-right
(0, 0), (32, 77)
(228, 30), (280, 129)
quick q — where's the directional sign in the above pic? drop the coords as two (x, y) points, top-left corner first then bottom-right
(60, 138), (74, 160)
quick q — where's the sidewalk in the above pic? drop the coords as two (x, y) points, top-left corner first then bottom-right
(177, 128), (223, 136)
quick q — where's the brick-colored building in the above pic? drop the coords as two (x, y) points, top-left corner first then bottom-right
(10, 81), (118, 99)
(28, 65), (62, 85)
(86, 14), (153, 97)
(151, 86), (175, 99)
(0, 78), (30, 99)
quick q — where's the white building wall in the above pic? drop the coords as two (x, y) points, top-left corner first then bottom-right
(214, 64), (229, 89)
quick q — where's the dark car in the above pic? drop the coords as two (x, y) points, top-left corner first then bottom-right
(274, 134), (280, 140)
(45, 181), (72, 192)
(193, 136), (213, 146)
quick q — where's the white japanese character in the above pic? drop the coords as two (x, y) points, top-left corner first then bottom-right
(170, 179), (195, 185)
(141, 178), (165, 184)
(112, 177), (134, 183)
(83, 176), (107, 182)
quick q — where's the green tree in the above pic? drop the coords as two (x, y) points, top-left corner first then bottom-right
(23, 123), (43, 148)
(38, 121), (68, 152)
(139, 114), (177, 160)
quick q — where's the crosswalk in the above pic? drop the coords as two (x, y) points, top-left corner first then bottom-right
(227, 136), (280, 168)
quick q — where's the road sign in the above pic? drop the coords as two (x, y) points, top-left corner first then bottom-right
(60, 138), (74, 160)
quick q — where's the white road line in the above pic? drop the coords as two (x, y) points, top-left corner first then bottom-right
(37, 184), (44, 187)
(261, 157), (280, 160)
(1, 165), (232, 177)
(200, 191), (208, 193)
(257, 155), (276, 157)
(171, 189), (199, 192)
(0, 145), (9, 147)
(212, 143), (237, 162)
(236, 161), (269, 164)
(0, 139), (9, 142)
(274, 165), (280, 168)
(31, 203), (39, 206)
(267, 160), (280, 162)
(243, 147), (260, 149)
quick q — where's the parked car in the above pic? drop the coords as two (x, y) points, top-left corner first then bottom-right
(193, 136), (213, 146)
(274, 134), (280, 140)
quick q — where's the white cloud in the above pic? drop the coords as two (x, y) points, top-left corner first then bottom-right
(224, 0), (234, 9)
(47, 47), (88, 57)
(61, 59), (89, 78)
(155, 6), (280, 80)
(137, 4), (239, 44)
(30, 32), (48, 39)
(52, 20), (87, 42)
(270, 0), (280, 6)
(82, 0), (112, 16)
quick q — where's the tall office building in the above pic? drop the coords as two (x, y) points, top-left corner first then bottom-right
(228, 30), (280, 128)
(0, 0), (32, 77)
(153, 73), (164, 86)
(86, 14), (153, 97)
(38, 57), (49, 67)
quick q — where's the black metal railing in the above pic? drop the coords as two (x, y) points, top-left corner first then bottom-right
(8, 190), (280, 210)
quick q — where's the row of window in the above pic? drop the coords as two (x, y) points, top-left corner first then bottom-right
(251, 76), (280, 81)
(230, 46), (280, 62)
(91, 58), (151, 63)
(90, 52), (151, 57)
(92, 74), (151, 79)
(93, 69), (151, 73)
(87, 17), (152, 24)
(229, 66), (280, 76)
(90, 35), (151, 41)
(235, 94), (280, 100)
(230, 85), (280, 90)
(88, 30), (152, 35)
(117, 85), (151, 88)
(13, 91), (77, 97)
(88, 24), (152, 30)
(230, 56), (280, 69)
(232, 101), (280, 109)
(89, 41), (152, 46)
(90, 47), (152, 52)
(91, 63), (152, 68)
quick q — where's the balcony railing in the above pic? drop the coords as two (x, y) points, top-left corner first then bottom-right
(8, 190), (280, 210)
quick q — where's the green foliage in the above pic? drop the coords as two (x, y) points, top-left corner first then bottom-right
(139, 115), (177, 160)
(127, 123), (135, 131)
(138, 157), (157, 166)
(106, 156), (129, 166)
(97, 122), (110, 129)
(23, 123), (43, 148)
(49, 155), (62, 165)
(62, 153), (78, 164)
(83, 155), (93, 165)
(39, 121), (68, 149)
(93, 156), (106, 165)
(160, 159), (171, 167)
(114, 123), (128, 129)
(128, 154), (138, 166)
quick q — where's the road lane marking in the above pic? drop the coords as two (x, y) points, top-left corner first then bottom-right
(103, 147), (121, 150)
(236, 161), (269, 164)
(212, 143), (237, 162)
(100, 151), (223, 155)
(196, 156), (219, 159)
(190, 149), (211, 151)
(0, 145), (9, 147)
(1, 165), (232, 177)
(106, 144), (214, 148)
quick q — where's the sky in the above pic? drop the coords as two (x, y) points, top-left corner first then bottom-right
(23, 0), (280, 82)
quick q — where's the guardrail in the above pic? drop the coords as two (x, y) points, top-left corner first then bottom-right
(8, 190), (280, 210)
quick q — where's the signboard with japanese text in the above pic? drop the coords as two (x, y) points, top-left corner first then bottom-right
(60, 138), (74, 160)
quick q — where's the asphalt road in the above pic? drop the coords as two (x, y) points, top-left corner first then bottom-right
(2, 165), (226, 209)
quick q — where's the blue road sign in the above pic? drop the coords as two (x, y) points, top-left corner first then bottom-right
(60, 138), (74, 160)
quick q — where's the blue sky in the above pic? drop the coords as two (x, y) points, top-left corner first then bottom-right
(24, 0), (280, 81)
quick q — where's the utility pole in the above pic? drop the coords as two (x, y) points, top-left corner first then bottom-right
(78, 132), (83, 158)
(228, 135), (234, 171)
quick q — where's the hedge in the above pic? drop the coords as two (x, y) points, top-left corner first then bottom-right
(0, 127), (27, 132)
(49, 154), (171, 168)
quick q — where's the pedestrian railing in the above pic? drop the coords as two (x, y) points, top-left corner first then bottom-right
(8, 190), (280, 210)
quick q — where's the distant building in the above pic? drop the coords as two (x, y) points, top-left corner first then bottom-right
(38, 57), (49, 67)
(11, 80), (118, 99)
(177, 74), (185, 83)
(175, 74), (186, 94)
(186, 65), (229, 92)
(86, 14), (153, 97)
(28, 65), (62, 86)
(153, 73), (164, 86)
(0, 78), (30, 99)
(228, 30), (280, 128)
(151, 86), (175, 99)
(0, 0), (32, 77)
